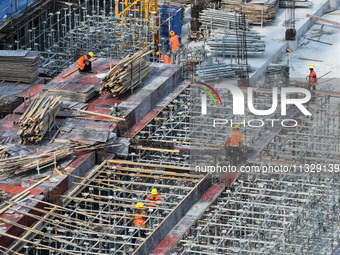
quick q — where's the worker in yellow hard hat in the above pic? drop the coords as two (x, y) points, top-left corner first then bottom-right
(224, 125), (243, 165)
(147, 188), (161, 211)
(132, 202), (147, 244)
(77, 52), (94, 73)
(307, 64), (318, 91)
(168, 30), (181, 64)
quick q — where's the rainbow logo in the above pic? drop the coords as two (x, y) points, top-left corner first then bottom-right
(198, 82), (222, 114)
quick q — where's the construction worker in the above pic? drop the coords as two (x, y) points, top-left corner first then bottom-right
(132, 202), (147, 243)
(160, 53), (173, 64)
(307, 64), (318, 90)
(224, 125), (243, 164)
(168, 30), (181, 63)
(147, 188), (161, 210)
(77, 52), (94, 73)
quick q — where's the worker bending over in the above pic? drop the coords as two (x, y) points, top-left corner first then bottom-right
(307, 64), (318, 90)
(168, 30), (181, 63)
(224, 125), (243, 163)
(160, 53), (173, 64)
(77, 52), (94, 73)
(133, 202), (147, 244)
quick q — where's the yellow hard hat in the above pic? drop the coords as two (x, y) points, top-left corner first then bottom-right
(309, 64), (314, 69)
(169, 30), (175, 36)
(234, 125), (240, 129)
(136, 202), (144, 209)
(88, 52), (94, 58)
(151, 188), (158, 195)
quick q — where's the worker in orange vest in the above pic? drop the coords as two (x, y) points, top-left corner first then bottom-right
(169, 30), (181, 63)
(77, 52), (94, 73)
(132, 202), (147, 244)
(160, 54), (173, 64)
(224, 125), (243, 163)
(307, 64), (318, 90)
(147, 188), (161, 212)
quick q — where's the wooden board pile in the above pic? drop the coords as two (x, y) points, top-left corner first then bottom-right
(0, 142), (115, 175)
(17, 94), (61, 144)
(45, 82), (97, 103)
(100, 49), (153, 96)
(0, 50), (40, 83)
(221, 0), (278, 23)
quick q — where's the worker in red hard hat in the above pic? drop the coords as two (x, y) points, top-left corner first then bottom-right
(307, 64), (318, 91)
(77, 52), (94, 73)
(168, 30), (181, 63)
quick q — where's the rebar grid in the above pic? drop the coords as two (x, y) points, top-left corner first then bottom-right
(255, 95), (340, 164)
(7, 0), (158, 76)
(10, 161), (203, 255)
(175, 173), (340, 255)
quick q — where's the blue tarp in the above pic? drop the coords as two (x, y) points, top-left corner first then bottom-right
(158, 5), (182, 39)
(0, 0), (40, 24)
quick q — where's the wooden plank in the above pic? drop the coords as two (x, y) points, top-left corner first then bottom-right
(306, 14), (340, 27)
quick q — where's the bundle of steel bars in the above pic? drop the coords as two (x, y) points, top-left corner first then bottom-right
(199, 9), (250, 31)
(100, 49), (153, 96)
(207, 31), (265, 55)
(16, 94), (61, 144)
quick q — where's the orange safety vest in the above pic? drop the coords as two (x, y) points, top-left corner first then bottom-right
(134, 211), (146, 228)
(169, 35), (180, 51)
(229, 130), (243, 147)
(76, 55), (89, 70)
(309, 70), (318, 86)
(160, 54), (173, 64)
(148, 194), (161, 206)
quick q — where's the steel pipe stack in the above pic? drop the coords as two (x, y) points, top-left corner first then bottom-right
(199, 9), (251, 31)
(196, 62), (242, 79)
(207, 32), (265, 56)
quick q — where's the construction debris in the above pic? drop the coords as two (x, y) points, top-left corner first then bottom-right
(16, 94), (61, 144)
(221, 0), (278, 24)
(0, 50), (40, 83)
(100, 49), (153, 96)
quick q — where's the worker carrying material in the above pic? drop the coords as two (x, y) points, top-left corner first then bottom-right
(168, 30), (181, 63)
(77, 52), (94, 73)
(147, 188), (161, 211)
(160, 54), (173, 64)
(224, 125), (243, 165)
(132, 202), (147, 244)
(307, 64), (318, 90)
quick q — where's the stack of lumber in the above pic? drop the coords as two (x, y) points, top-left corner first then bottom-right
(16, 94), (61, 144)
(45, 82), (97, 103)
(221, 0), (278, 23)
(0, 50), (40, 83)
(0, 142), (116, 175)
(100, 49), (153, 96)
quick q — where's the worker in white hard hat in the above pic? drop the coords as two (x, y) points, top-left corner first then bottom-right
(307, 64), (318, 90)
(77, 52), (94, 73)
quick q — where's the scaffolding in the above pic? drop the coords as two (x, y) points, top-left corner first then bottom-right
(175, 172), (340, 254)
(4, 0), (159, 76)
(3, 161), (203, 254)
